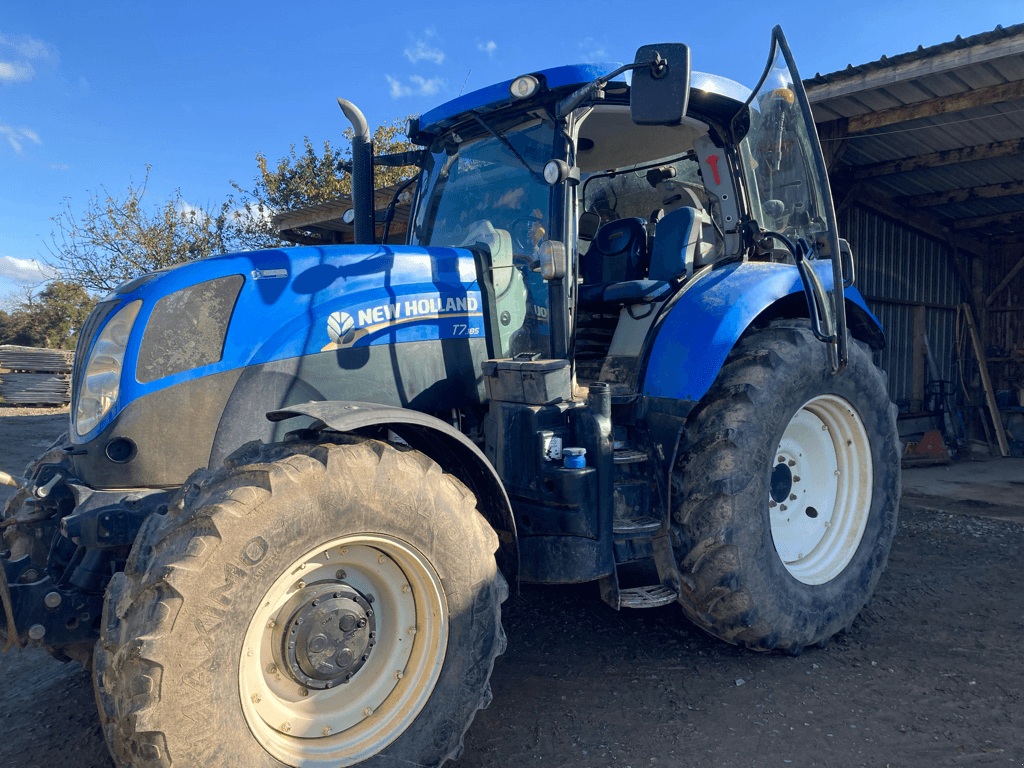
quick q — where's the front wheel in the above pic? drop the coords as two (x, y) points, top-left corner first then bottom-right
(95, 436), (506, 767)
(674, 323), (900, 654)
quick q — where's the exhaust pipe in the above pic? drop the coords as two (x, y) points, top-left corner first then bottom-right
(337, 98), (375, 245)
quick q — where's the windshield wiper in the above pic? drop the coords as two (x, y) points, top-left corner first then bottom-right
(469, 112), (544, 184)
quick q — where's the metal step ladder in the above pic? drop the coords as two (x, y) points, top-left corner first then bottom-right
(601, 443), (683, 610)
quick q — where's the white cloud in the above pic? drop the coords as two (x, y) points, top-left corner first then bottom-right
(387, 75), (411, 98)
(175, 200), (211, 222)
(404, 38), (444, 65)
(478, 41), (497, 57)
(0, 33), (58, 62)
(0, 256), (57, 285)
(0, 121), (42, 152)
(0, 61), (34, 83)
(387, 75), (445, 98)
(410, 75), (444, 96)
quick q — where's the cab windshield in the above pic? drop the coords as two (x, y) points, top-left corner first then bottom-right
(411, 114), (556, 357)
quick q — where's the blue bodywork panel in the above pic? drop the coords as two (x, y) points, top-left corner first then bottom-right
(75, 244), (483, 441)
(641, 260), (881, 402)
(420, 63), (621, 133)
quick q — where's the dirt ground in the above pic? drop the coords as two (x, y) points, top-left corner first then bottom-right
(1, 408), (1022, 767)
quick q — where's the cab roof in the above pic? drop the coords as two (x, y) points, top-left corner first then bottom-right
(418, 62), (751, 137)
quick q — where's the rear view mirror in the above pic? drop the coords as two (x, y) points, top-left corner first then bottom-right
(630, 43), (691, 126)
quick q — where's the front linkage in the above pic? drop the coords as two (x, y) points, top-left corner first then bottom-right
(1, 451), (170, 656)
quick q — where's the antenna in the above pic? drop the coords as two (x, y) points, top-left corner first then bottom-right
(459, 69), (472, 96)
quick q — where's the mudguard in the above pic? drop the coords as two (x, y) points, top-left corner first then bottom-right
(640, 260), (882, 403)
(268, 400), (519, 583)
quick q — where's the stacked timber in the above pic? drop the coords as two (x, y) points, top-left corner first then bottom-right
(0, 345), (74, 405)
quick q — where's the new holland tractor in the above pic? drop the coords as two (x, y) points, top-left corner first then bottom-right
(1, 27), (899, 768)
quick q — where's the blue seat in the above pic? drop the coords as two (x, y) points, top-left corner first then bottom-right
(578, 208), (699, 307)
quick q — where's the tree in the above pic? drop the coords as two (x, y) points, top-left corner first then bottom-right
(0, 281), (97, 349)
(46, 118), (419, 291)
(232, 117), (419, 248)
(48, 166), (241, 293)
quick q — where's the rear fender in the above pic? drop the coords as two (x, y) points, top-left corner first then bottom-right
(268, 401), (518, 583)
(640, 260), (882, 403)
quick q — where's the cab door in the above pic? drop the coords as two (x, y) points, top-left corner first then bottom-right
(736, 26), (848, 371)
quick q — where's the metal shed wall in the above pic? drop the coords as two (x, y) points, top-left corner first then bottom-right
(839, 205), (965, 409)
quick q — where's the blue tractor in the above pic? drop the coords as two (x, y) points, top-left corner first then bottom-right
(2, 28), (899, 768)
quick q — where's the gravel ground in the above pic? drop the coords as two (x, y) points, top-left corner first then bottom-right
(1, 410), (1022, 767)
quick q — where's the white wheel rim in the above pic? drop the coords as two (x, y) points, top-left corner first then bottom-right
(768, 394), (873, 585)
(239, 534), (447, 767)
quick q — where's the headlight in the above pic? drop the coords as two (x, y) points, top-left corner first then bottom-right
(75, 300), (142, 436)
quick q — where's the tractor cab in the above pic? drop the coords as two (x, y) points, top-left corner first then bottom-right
(404, 27), (848, 399)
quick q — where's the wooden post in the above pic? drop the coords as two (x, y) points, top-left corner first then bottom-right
(962, 304), (1010, 457)
(911, 305), (926, 412)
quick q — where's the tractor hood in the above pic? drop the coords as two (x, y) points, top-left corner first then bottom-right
(70, 244), (483, 443)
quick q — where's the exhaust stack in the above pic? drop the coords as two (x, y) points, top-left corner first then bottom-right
(337, 98), (374, 245)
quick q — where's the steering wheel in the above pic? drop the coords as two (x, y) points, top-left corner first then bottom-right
(510, 213), (544, 254)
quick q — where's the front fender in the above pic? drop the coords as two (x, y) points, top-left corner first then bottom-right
(268, 401), (518, 583)
(639, 260), (881, 402)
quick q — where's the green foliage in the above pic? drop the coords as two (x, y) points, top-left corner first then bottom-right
(0, 281), (97, 349)
(45, 118), (418, 293)
(47, 166), (242, 293)
(232, 117), (419, 248)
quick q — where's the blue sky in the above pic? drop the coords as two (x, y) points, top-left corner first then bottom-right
(0, 0), (1019, 299)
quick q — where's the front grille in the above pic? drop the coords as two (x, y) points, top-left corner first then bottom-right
(70, 300), (119, 414)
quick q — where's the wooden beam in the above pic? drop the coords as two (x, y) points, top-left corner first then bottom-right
(832, 81), (1024, 135)
(952, 210), (1024, 231)
(806, 34), (1024, 103)
(849, 185), (989, 257)
(817, 119), (849, 171)
(850, 138), (1024, 179)
(962, 303), (1011, 457)
(986, 251), (1024, 305)
(899, 180), (1024, 208)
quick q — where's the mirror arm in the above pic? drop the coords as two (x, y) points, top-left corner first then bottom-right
(555, 56), (662, 119)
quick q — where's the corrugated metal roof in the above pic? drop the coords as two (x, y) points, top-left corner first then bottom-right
(807, 23), (1024, 243)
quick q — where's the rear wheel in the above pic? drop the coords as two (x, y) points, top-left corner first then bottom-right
(95, 435), (506, 767)
(674, 323), (900, 653)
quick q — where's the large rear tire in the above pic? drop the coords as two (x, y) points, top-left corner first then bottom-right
(94, 435), (506, 767)
(674, 323), (900, 654)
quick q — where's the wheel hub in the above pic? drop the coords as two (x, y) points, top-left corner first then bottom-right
(273, 582), (376, 690)
(767, 395), (873, 585)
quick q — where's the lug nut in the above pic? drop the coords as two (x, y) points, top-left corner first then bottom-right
(266, 663), (278, 675)
(44, 592), (62, 609)
(299, 688), (309, 697)
(322, 726), (332, 736)
(28, 624), (45, 640)
(363, 707), (374, 717)
(336, 569), (347, 580)
(789, 494), (797, 501)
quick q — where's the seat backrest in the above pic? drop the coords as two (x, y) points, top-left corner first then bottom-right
(649, 207), (699, 282)
(584, 218), (647, 285)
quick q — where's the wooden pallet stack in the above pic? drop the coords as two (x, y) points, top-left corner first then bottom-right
(0, 345), (74, 406)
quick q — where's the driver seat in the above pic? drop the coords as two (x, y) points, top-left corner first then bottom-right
(579, 208), (700, 307)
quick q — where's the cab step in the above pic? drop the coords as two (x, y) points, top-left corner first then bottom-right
(614, 448), (649, 464)
(612, 515), (660, 536)
(619, 584), (677, 608)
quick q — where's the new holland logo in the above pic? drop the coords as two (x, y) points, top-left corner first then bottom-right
(327, 311), (356, 345)
(322, 294), (483, 351)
